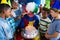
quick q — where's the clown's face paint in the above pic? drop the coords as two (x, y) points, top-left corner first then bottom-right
(28, 12), (34, 17)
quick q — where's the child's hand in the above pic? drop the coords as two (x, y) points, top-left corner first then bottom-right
(45, 31), (49, 39)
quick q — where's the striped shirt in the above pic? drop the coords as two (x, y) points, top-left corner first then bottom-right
(39, 17), (51, 33)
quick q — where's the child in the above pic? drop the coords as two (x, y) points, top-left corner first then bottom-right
(39, 7), (51, 40)
(19, 2), (40, 40)
(11, 1), (23, 40)
(11, 1), (21, 17)
(0, 4), (13, 40)
(6, 1), (17, 40)
(45, 8), (60, 40)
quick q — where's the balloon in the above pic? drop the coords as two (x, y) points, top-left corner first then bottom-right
(45, 0), (50, 9)
(33, 5), (38, 13)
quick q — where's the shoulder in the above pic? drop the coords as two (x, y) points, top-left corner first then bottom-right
(46, 17), (51, 22)
(54, 19), (60, 24)
(34, 15), (39, 20)
(56, 20), (60, 25)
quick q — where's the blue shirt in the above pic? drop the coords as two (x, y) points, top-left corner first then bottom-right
(14, 4), (21, 27)
(14, 4), (21, 18)
(6, 17), (16, 35)
(0, 25), (7, 40)
(15, 18), (21, 27)
(0, 17), (13, 40)
(20, 14), (39, 28)
(48, 19), (60, 40)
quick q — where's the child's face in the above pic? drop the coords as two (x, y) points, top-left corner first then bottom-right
(50, 10), (57, 18)
(4, 8), (11, 17)
(28, 11), (34, 17)
(41, 10), (48, 18)
(12, 2), (18, 9)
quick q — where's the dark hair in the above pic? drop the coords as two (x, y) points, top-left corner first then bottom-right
(42, 7), (50, 14)
(0, 0), (1, 3)
(0, 4), (10, 13)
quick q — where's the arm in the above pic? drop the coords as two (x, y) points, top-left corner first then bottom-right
(45, 31), (59, 39)
(17, 18), (25, 32)
(34, 15), (39, 29)
(45, 23), (60, 39)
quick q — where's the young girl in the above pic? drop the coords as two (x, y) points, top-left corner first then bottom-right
(45, 8), (60, 40)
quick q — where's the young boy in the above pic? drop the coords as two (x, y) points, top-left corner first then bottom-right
(39, 7), (51, 40)
(6, 1), (17, 40)
(0, 4), (13, 40)
(45, 8), (60, 40)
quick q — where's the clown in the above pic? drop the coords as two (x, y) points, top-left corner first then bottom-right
(20, 2), (40, 40)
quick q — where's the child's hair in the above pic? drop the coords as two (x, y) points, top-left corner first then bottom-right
(50, 8), (58, 12)
(42, 7), (50, 14)
(0, 4), (10, 14)
(0, 0), (1, 3)
(50, 8), (60, 14)
(58, 10), (60, 14)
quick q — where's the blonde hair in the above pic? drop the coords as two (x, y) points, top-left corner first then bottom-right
(50, 8), (58, 12)
(50, 8), (60, 13)
(58, 10), (60, 13)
